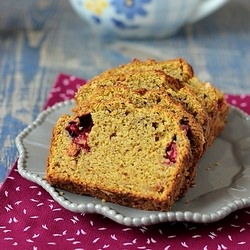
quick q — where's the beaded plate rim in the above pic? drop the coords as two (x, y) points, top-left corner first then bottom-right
(16, 100), (250, 226)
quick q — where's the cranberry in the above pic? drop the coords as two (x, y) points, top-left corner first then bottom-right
(65, 114), (93, 153)
(73, 133), (91, 152)
(66, 121), (80, 137)
(164, 140), (177, 164)
(181, 124), (190, 133)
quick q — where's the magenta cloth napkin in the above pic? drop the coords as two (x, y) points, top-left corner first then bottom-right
(1, 74), (250, 250)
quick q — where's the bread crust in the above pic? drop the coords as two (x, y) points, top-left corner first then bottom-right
(47, 103), (193, 211)
(46, 58), (229, 211)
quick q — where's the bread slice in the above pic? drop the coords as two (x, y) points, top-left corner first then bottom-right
(81, 58), (228, 147)
(46, 98), (195, 211)
(74, 85), (204, 158)
(73, 69), (208, 129)
(74, 69), (182, 108)
(74, 70), (209, 146)
(97, 57), (194, 82)
(74, 84), (206, 191)
(46, 57), (229, 212)
(188, 77), (229, 145)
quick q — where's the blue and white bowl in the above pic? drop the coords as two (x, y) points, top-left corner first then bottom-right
(69, 0), (229, 39)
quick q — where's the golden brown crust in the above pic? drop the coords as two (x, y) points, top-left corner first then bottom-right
(46, 57), (229, 211)
(74, 69), (209, 147)
(47, 102), (193, 211)
(98, 57), (194, 82)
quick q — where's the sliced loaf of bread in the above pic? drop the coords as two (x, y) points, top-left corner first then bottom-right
(46, 57), (229, 211)
(47, 99), (195, 211)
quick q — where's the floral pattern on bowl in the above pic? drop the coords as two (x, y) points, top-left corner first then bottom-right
(110, 0), (151, 20)
(83, 0), (151, 29)
(69, 0), (229, 38)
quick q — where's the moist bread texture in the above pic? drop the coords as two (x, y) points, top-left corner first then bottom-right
(46, 58), (229, 211)
(47, 101), (194, 211)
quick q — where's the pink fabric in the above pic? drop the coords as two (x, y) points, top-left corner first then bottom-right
(1, 74), (250, 249)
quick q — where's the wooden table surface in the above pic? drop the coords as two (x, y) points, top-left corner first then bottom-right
(0, 0), (250, 183)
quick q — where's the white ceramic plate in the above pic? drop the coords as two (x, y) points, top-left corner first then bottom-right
(16, 100), (250, 227)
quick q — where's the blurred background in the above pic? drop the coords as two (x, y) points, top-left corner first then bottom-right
(0, 0), (249, 183)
